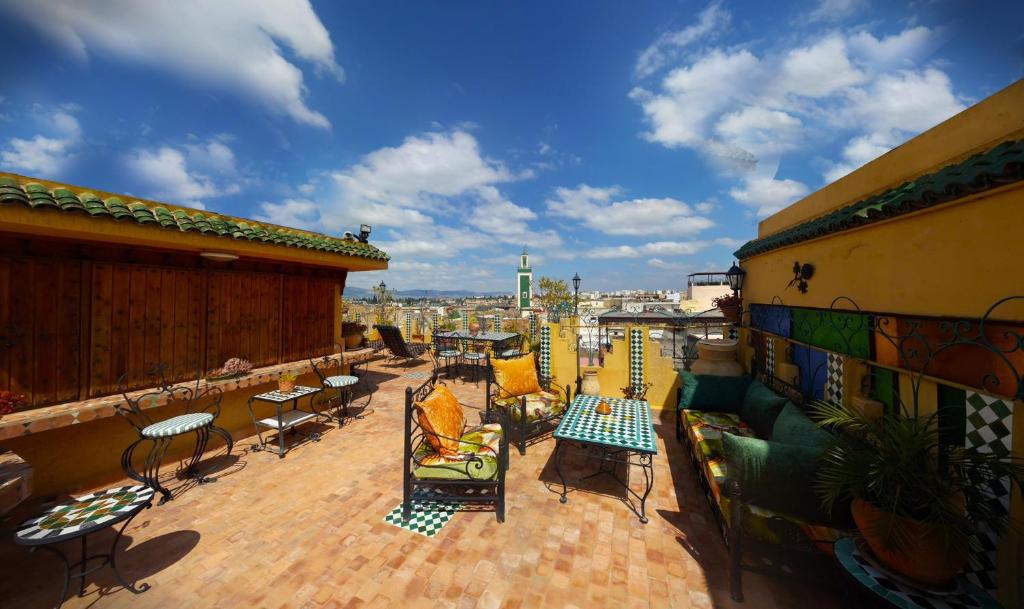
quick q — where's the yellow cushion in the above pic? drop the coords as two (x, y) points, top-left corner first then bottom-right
(414, 384), (465, 458)
(491, 354), (541, 399)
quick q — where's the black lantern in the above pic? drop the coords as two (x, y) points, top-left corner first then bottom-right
(359, 224), (372, 242)
(726, 262), (746, 296)
(379, 280), (386, 291)
(572, 273), (581, 292)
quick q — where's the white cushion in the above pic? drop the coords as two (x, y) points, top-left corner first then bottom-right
(142, 413), (214, 438)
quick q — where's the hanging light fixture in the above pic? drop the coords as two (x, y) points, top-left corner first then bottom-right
(726, 262), (746, 296)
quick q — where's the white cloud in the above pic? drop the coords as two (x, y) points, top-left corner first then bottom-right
(823, 132), (895, 183)
(1, 108), (81, 174)
(546, 184), (714, 236)
(777, 36), (865, 98)
(1, 0), (341, 128)
(848, 27), (937, 68)
(730, 176), (810, 217)
(844, 69), (965, 136)
(254, 198), (322, 231)
(589, 245), (640, 259)
(647, 258), (688, 270)
(124, 137), (242, 208)
(635, 1), (731, 78)
(587, 240), (714, 260)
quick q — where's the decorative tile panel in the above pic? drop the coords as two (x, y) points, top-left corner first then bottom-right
(529, 313), (537, 343)
(963, 390), (1014, 594)
(404, 312), (412, 341)
(824, 353), (844, 404)
(462, 310), (469, 331)
(766, 338), (775, 377)
(629, 328), (644, 389)
(539, 326), (551, 379)
(431, 312), (439, 335)
(495, 311), (502, 333)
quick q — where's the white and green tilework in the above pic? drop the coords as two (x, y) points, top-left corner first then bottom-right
(629, 328), (644, 390)
(462, 310), (469, 331)
(539, 325), (551, 379)
(825, 353), (844, 404)
(495, 311), (503, 333)
(383, 495), (461, 538)
(555, 395), (657, 454)
(529, 313), (537, 343)
(766, 337), (775, 377)
(432, 312), (439, 335)
(963, 390), (1014, 594)
(404, 312), (413, 340)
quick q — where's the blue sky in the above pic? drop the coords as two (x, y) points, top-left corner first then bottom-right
(0, 1), (1021, 292)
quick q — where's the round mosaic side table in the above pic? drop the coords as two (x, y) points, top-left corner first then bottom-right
(833, 537), (1001, 609)
(15, 485), (154, 608)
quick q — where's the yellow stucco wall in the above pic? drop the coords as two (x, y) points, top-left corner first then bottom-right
(1, 370), (325, 499)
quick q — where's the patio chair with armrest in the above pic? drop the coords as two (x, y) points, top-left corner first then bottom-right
(115, 365), (233, 505)
(460, 337), (489, 383)
(403, 372), (509, 522)
(430, 333), (462, 379)
(495, 333), (526, 359)
(485, 354), (571, 455)
(308, 345), (361, 422)
(374, 324), (429, 366)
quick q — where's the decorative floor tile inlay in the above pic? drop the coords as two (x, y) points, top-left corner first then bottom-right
(403, 371), (432, 381)
(963, 390), (1014, 594)
(383, 491), (461, 538)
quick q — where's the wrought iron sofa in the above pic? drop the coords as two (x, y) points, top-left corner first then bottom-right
(403, 372), (509, 522)
(676, 371), (851, 602)
(485, 355), (571, 455)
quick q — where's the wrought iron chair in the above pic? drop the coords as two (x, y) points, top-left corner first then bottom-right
(485, 355), (571, 455)
(495, 334), (526, 359)
(115, 365), (233, 505)
(460, 336), (489, 383)
(430, 333), (462, 379)
(308, 345), (360, 423)
(403, 372), (509, 522)
(374, 324), (429, 366)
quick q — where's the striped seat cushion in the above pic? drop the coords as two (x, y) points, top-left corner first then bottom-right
(141, 412), (214, 438)
(324, 375), (358, 388)
(437, 350), (461, 358)
(501, 350), (524, 357)
(463, 352), (487, 360)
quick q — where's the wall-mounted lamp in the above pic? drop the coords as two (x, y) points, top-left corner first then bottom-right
(199, 251), (239, 262)
(788, 262), (814, 294)
(725, 261), (746, 297)
(359, 224), (372, 243)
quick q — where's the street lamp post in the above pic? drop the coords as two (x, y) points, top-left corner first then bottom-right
(572, 273), (582, 397)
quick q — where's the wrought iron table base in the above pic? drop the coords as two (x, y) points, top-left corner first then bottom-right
(33, 507), (150, 609)
(554, 440), (655, 523)
(121, 425), (233, 505)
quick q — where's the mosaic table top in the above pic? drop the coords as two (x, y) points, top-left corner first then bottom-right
(554, 395), (657, 454)
(15, 485), (154, 546)
(251, 386), (320, 403)
(834, 537), (1000, 609)
(435, 331), (519, 343)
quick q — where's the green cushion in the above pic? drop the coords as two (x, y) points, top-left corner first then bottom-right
(722, 432), (832, 524)
(770, 402), (834, 451)
(739, 380), (788, 438)
(413, 456), (498, 481)
(678, 372), (752, 415)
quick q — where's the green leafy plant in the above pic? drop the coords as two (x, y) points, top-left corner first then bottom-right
(621, 381), (653, 400)
(537, 276), (571, 312)
(278, 370), (298, 383)
(811, 400), (1024, 556)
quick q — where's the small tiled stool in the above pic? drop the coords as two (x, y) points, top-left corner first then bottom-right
(15, 485), (154, 608)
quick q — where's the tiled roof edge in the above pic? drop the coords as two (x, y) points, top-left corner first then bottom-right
(0, 174), (390, 262)
(734, 139), (1024, 259)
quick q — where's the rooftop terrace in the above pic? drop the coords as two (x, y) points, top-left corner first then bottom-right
(0, 359), (842, 609)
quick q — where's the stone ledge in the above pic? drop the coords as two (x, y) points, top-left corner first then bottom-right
(0, 349), (380, 441)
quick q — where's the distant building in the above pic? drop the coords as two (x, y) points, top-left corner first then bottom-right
(681, 272), (732, 314)
(516, 246), (533, 310)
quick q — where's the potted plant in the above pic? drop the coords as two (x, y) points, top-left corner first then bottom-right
(469, 321), (481, 336)
(621, 381), (653, 401)
(278, 370), (298, 393)
(342, 321), (367, 349)
(207, 357), (253, 381)
(0, 390), (27, 418)
(712, 293), (742, 324)
(812, 400), (1024, 586)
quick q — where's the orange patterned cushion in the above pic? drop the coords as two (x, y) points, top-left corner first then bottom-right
(492, 354), (541, 399)
(414, 384), (465, 457)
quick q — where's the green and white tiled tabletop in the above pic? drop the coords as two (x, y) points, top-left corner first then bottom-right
(554, 395), (657, 454)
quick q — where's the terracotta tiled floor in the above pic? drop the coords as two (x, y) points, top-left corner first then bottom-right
(0, 360), (843, 609)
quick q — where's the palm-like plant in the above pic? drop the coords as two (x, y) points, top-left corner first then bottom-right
(811, 400), (1024, 557)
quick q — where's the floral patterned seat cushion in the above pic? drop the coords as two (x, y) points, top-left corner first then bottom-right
(493, 391), (565, 422)
(683, 409), (846, 549)
(413, 423), (503, 480)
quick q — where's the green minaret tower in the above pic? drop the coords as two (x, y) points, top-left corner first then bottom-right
(517, 245), (533, 310)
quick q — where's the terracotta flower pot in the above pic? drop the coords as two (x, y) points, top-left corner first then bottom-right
(344, 333), (362, 349)
(469, 322), (480, 336)
(851, 497), (968, 586)
(278, 380), (296, 393)
(719, 302), (742, 324)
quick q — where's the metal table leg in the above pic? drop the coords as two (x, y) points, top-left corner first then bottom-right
(555, 439), (568, 504)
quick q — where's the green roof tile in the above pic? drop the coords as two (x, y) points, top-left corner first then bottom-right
(735, 138), (1024, 259)
(0, 173), (390, 263)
